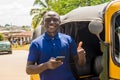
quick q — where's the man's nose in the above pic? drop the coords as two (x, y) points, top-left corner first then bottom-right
(50, 20), (54, 24)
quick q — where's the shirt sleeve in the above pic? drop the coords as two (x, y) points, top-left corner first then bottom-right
(27, 42), (39, 63)
(69, 37), (77, 56)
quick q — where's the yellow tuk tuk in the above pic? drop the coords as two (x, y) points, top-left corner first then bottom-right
(30, 0), (120, 80)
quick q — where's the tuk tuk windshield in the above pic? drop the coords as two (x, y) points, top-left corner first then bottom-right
(114, 13), (120, 64)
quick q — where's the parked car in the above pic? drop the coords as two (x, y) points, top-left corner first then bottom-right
(0, 41), (12, 54)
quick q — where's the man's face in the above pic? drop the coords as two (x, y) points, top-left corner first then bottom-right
(43, 11), (60, 34)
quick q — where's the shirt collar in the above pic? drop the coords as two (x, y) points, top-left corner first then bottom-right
(44, 32), (59, 40)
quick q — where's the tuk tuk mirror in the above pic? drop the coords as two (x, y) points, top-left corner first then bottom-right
(88, 20), (103, 41)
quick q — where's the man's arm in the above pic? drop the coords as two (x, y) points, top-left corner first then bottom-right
(26, 61), (48, 74)
(73, 42), (86, 66)
(26, 58), (63, 75)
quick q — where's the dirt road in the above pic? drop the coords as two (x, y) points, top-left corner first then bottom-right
(0, 50), (30, 80)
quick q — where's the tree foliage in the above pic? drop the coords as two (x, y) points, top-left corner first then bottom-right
(0, 33), (4, 41)
(50, 0), (109, 15)
(31, 0), (52, 29)
(31, 0), (109, 29)
(49, 0), (81, 15)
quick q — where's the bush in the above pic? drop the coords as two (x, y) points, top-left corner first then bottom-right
(0, 33), (4, 41)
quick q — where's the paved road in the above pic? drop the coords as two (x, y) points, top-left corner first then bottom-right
(0, 50), (30, 80)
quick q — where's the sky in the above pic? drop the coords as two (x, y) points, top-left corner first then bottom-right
(0, 0), (35, 26)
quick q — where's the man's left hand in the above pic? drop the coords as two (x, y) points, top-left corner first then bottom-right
(77, 41), (86, 66)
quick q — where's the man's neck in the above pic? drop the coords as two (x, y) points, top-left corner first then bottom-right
(46, 32), (57, 38)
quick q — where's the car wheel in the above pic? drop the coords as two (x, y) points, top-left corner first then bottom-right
(8, 51), (12, 54)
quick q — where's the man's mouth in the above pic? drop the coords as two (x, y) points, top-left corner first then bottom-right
(49, 26), (55, 28)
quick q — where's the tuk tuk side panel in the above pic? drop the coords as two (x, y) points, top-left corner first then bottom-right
(30, 74), (40, 80)
(99, 42), (109, 80)
(105, 0), (120, 79)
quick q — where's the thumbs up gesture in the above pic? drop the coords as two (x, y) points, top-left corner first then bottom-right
(77, 41), (86, 66)
(77, 41), (83, 50)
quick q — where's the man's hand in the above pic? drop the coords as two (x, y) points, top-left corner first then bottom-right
(77, 41), (86, 66)
(46, 57), (63, 70)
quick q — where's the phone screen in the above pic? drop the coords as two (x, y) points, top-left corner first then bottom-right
(56, 56), (65, 61)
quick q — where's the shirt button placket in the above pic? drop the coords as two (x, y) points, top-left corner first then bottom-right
(51, 38), (56, 57)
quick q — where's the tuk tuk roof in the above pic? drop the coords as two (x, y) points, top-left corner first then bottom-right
(61, 2), (108, 25)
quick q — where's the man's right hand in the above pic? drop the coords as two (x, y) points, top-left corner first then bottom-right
(46, 57), (63, 70)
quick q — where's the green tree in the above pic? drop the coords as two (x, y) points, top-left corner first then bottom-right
(49, 0), (81, 15)
(31, 0), (109, 29)
(50, 0), (109, 14)
(0, 33), (4, 41)
(5, 24), (10, 27)
(79, 0), (109, 6)
(30, 0), (53, 29)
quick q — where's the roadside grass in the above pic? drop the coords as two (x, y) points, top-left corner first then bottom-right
(12, 44), (30, 50)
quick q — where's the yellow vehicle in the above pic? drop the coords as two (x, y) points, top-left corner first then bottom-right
(31, 0), (120, 80)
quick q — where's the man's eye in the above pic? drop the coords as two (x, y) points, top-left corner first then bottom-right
(53, 19), (59, 22)
(45, 19), (51, 22)
(45, 18), (59, 22)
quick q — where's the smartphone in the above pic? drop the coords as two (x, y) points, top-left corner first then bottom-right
(56, 56), (65, 61)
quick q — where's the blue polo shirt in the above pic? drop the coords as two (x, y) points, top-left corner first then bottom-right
(28, 32), (77, 80)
